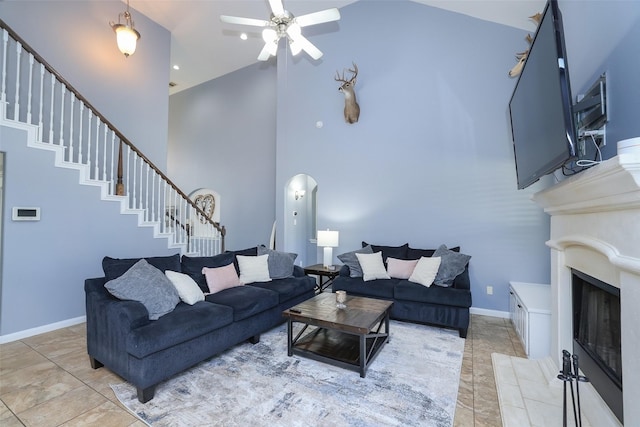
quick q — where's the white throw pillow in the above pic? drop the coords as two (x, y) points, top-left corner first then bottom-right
(237, 254), (272, 284)
(409, 256), (442, 287)
(356, 251), (391, 281)
(165, 270), (205, 305)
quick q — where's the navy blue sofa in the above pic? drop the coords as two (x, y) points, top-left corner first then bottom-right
(331, 244), (472, 338)
(85, 250), (315, 403)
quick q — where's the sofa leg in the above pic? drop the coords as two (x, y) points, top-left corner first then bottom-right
(89, 356), (103, 369)
(459, 328), (468, 339)
(248, 334), (260, 344)
(137, 385), (156, 403)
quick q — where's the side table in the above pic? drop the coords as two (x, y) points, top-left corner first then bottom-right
(303, 264), (340, 293)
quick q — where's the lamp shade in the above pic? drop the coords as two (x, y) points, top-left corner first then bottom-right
(317, 230), (339, 247)
(114, 24), (140, 57)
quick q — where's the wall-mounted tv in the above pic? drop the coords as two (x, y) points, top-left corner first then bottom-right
(509, 0), (577, 190)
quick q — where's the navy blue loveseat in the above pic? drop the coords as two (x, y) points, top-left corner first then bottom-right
(85, 249), (315, 403)
(331, 243), (472, 338)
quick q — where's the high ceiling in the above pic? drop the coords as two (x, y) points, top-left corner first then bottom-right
(128, 0), (545, 95)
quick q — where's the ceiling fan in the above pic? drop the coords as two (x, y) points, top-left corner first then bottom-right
(220, 0), (340, 61)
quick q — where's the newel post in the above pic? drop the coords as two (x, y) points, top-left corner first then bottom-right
(116, 140), (124, 196)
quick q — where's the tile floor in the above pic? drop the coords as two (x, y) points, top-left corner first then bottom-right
(1, 314), (524, 426)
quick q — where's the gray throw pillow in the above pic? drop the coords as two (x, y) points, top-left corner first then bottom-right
(257, 246), (298, 279)
(337, 245), (374, 277)
(432, 244), (471, 286)
(105, 259), (180, 320)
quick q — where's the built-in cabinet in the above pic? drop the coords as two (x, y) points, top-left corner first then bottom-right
(509, 281), (551, 359)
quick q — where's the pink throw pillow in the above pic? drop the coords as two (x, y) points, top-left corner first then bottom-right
(202, 264), (241, 294)
(386, 257), (419, 279)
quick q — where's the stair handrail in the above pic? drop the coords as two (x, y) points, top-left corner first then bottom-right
(0, 18), (225, 250)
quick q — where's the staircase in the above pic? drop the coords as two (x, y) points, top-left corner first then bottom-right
(0, 19), (225, 256)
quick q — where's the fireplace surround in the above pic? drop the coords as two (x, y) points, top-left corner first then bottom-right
(534, 139), (640, 425)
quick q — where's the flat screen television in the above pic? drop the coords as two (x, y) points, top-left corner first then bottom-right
(509, 0), (577, 190)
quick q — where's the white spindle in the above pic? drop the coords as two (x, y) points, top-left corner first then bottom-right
(14, 42), (22, 120)
(132, 153), (138, 209)
(162, 180), (168, 233)
(1, 29), (8, 102)
(107, 128), (113, 184)
(138, 157), (143, 209)
(38, 64), (44, 132)
(145, 165), (151, 221)
(94, 118), (100, 180)
(151, 172), (156, 222)
(78, 103), (84, 164)
(58, 85), (65, 146)
(48, 74), (55, 143)
(68, 94), (75, 162)
(26, 53), (34, 123)
(86, 110), (93, 176)
(126, 145), (132, 206)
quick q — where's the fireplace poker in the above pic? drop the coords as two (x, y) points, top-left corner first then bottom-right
(558, 350), (575, 427)
(573, 354), (589, 427)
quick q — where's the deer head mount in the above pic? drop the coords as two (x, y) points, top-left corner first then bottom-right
(335, 62), (360, 124)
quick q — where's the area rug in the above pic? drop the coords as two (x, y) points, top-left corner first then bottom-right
(111, 320), (464, 427)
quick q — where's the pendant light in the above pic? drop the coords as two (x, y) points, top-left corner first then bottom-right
(110, 0), (141, 57)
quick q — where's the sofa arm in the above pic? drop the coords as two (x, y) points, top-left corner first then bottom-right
(293, 265), (305, 277)
(339, 265), (350, 276)
(452, 266), (471, 290)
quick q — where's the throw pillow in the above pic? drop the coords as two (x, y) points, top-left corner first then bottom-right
(165, 270), (204, 305)
(181, 253), (235, 292)
(104, 259), (180, 320)
(362, 242), (409, 262)
(257, 246), (298, 279)
(408, 256), (442, 287)
(432, 244), (472, 286)
(236, 254), (271, 284)
(386, 257), (419, 280)
(356, 251), (391, 281)
(202, 263), (241, 294)
(337, 245), (373, 278)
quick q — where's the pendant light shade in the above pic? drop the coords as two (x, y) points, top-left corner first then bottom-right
(110, 1), (140, 57)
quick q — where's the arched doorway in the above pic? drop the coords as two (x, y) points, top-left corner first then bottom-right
(284, 174), (318, 267)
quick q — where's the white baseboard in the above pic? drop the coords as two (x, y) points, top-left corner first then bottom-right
(470, 307), (510, 319)
(0, 316), (86, 344)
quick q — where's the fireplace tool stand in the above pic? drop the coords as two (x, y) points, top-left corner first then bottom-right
(557, 349), (590, 427)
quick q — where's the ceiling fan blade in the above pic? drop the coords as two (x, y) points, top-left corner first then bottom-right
(268, 0), (285, 16)
(220, 15), (270, 27)
(295, 8), (341, 27)
(257, 43), (273, 61)
(289, 32), (323, 60)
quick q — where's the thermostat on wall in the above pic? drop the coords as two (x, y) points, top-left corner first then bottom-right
(12, 207), (41, 221)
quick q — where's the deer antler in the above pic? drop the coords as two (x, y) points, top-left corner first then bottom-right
(334, 70), (348, 83)
(348, 62), (358, 79)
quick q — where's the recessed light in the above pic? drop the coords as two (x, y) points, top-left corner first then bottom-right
(172, 64), (180, 70)
(240, 33), (248, 41)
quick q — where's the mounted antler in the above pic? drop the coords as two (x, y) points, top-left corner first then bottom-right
(335, 62), (360, 124)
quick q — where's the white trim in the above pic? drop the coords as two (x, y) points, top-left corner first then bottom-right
(0, 315), (86, 344)
(470, 307), (510, 319)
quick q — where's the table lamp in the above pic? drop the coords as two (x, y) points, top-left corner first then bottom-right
(317, 229), (339, 269)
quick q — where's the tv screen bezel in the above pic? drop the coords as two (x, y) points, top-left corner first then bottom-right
(508, 0), (577, 190)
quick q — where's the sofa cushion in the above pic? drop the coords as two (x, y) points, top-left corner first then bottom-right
(432, 245), (471, 286)
(205, 285), (279, 321)
(406, 246), (460, 260)
(165, 271), (204, 305)
(408, 257), (442, 287)
(104, 259), (180, 320)
(202, 264), (241, 294)
(356, 252), (391, 281)
(127, 301), (234, 358)
(394, 280), (472, 308)
(337, 245), (373, 277)
(331, 276), (398, 299)
(257, 246), (297, 279)
(386, 257), (418, 280)
(237, 254), (272, 284)
(103, 254), (181, 281)
(247, 276), (316, 304)
(181, 253), (235, 292)
(362, 242), (409, 262)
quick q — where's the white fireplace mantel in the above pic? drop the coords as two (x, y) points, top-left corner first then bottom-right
(533, 143), (640, 426)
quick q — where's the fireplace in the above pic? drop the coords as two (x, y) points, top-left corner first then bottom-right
(534, 140), (640, 426)
(572, 269), (622, 422)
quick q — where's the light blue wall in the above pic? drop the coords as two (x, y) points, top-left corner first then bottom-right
(0, 1), (174, 336)
(275, 0), (553, 312)
(167, 62), (277, 251)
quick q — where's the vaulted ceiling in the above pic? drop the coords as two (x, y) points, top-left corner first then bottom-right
(128, 0), (545, 94)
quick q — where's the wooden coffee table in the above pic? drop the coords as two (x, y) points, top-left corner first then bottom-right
(282, 293), (393, 378)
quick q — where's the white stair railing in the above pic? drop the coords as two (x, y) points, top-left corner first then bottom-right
(0, 19), (225, 255)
